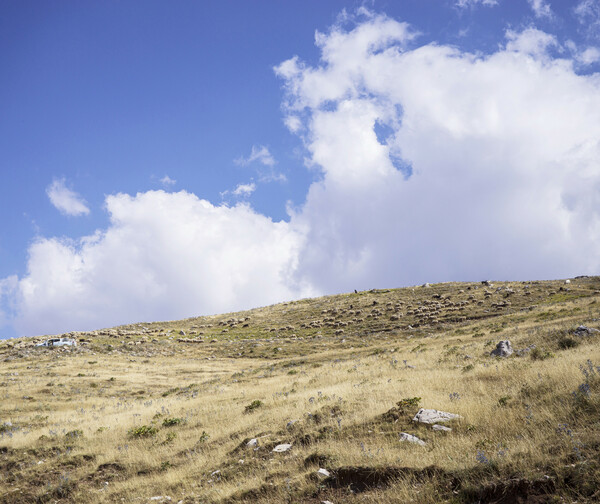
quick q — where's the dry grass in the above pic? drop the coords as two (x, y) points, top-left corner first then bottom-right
(1, 277), (600, 503)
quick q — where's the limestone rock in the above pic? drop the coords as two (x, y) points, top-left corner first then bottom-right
(573, 325), (599, 337)
(490, 340), (513, 357)
(432, 424), (452, 432)
(316, 468), (331, 479)
(399, 432), (426, 446)
(413, 408), (461, 424)
(272, 443), (292, 453)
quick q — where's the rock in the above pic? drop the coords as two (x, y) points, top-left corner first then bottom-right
(179, 330), (185, 336)
(432, 424), (452, 432)
(246, 438), (258, 447)
(413, 408), (461, 424)
(422, 283), (431, 288)
(565, 279), (571, 284)
(481, 280), (492, 286)
(149, 497), (172, 502)
(272, 443), (292, 453)
(322, 501), (335, 504)
(316, 468), (331, 479)
(399, 432), (426, 446)
(286, 420), (298, 430)
(573, 325), (599, 337)
(490, 340), (513, 357)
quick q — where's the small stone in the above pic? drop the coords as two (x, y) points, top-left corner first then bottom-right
(573, 325), (599, 337)
(272, 443), (292, 453)
(322, 501), (335, 504)
(490, 340), (513, 357)
(179, 330), (185, 336)
(286, 420), (298, 430)
(399, 432), (426, 446)
(413, 408), (461, 424)
(432, 424), (452, 432)
(316, 468), (331, 479)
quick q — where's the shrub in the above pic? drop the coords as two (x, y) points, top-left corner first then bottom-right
(244, 400), (263, 413)
(65, 429), (83, 439)
(531, 347), (554, 360)
(128, 425), (158, 438)
(558, 337), (580, 350)
(162, 417), (183, 427)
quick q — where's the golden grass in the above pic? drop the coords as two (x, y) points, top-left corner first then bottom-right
(1, 278), (600, 503)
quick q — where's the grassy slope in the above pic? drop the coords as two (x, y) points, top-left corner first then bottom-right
(1, 277), (600, 503)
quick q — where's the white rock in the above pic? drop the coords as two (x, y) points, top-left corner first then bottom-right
(149, 497), (172, 502)
(399, 432), (426, 446)
(316, 468), (331, 479)
(432, 424), (452, 432)
(272, 443), (292, 453)
(413, 408), (461, 424)
(322, 501), (335, 504)
(246, 438), (258, 447)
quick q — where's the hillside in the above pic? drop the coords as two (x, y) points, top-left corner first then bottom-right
(1, 277), (600, 503)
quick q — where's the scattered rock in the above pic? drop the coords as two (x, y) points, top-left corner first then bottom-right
(490, 340), (513, 357)
(399, 432), (426, 446)
(149, 497), (172, 503)
(246, 438), (258, 448)
(316, 468), (331, 479)
(481, 280), (492, 287)
(272, 443), (292, 453)
(413, 408), (461, 424)
(573, 325), (599, 337)
(432, 424), (452, 432)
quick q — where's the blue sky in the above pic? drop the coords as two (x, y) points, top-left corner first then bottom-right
(1, 0), (600, 338)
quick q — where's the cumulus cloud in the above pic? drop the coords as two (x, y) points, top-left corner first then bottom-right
(527, 0), (553, 18)
(235, 145), (276, 166)
(4, 10), (600, 337)
(46, 178), (90, 216)
(276, 11), (600, 294)
(6, 191), (312, 336)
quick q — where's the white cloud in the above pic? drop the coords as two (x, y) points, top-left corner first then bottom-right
(46, 178), (90, 216)
(4, 11), (600, 337)
(5, 191), (312, 336)
(234, 145), (276, 167)
(456, 0), (498, 8)
(232, 183), (256, 196)
(276, 12), (600, 294)
(160, 175), (176, 187)
(575, 0), (600, 34)
(505, 27), (558, 57)
(578, 46), (600, 63)
(527, 0), (553, 18)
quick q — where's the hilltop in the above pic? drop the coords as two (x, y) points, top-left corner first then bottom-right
(1, 277), (600, 503)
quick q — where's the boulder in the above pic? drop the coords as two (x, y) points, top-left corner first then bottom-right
(413, 408), (461, 424)
(399, 432), (426, 446)
(490, 340), (513, 357)
(432, 424), (452, 432)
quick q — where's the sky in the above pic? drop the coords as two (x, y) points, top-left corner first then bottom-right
(1, 0), (600, 338)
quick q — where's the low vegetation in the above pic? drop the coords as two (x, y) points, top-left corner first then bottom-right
(1, 277), (600, 503)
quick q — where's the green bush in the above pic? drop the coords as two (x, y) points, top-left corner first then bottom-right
(162, 417), (183, 427)
(128, 425), (158, 438)
(244, 400), (263, 413)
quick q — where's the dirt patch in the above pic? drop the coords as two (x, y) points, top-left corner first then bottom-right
(323, 464), (450, 492)
(464, 477), (556, 504)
